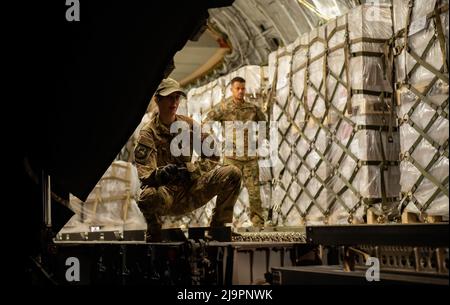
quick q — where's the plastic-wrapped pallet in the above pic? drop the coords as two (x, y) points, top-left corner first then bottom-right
(177, 96), (189, 116)
(161, 65), (270, 228)
(61, 161), (147, 234)
(187, 78), (225, 123)
(393, 0), (449, 220)
(268, 3), (401, 225)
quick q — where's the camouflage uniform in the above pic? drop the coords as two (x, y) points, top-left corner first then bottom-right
(134, 112), (242, 233)
(205, 97), (266, 226)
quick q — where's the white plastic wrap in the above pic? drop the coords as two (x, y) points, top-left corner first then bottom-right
(393, 0), (438, 34)
(62, 161), (146, 234)
(394, 0), (449, 88)
(348, 4), (393, 92)
(349, 3), (393, 42)
(274, 45), (294, 112)
(350, 56), (393, 92)
(307, 26), (327, 119)
(270, 3), (400, 225)
(268, 50), (278, 87)
(327, 18), (348, 126)
(394, 0), (449, 218)
(177, 97), (189, 116)
(351, 94), (395, 126)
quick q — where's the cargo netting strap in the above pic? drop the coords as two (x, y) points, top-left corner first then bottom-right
(270, 12), (398, 225)
(395, 0), (449, 218)
(79, 162), (135, 222)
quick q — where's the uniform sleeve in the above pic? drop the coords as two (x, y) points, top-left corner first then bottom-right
(255, 105), (267, 122)
(254, 105), (269, 140)
(202, 103), (223, 161)
(134, 127), (158, 185)
(204, 101), (225, 123)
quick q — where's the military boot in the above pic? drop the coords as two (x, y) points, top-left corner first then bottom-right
(146, 214), (163, 242)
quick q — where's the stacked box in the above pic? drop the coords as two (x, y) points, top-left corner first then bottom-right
(393, 0), (449, 219)
(268, 3), (401, 225)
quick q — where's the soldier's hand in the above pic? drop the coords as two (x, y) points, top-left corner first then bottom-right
(175, 166), (191, 181)
(155, 164), (178, 186)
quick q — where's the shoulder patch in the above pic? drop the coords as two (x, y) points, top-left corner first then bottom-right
(134, 143), (151, 163)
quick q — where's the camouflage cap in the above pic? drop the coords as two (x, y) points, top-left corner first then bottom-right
(155, 78), (186, 98)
